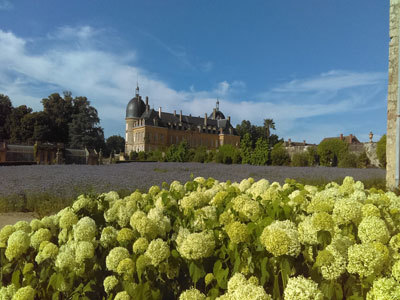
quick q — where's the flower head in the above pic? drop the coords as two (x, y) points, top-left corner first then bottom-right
(260, 220), (300, 257)
(106, 247), (130, 272)
(103, 275), (119, 294)
(284, 276), (323, 300)
(100, 226), (118, 248)
(357, 216), (390, 244)
(145, 238), (170, 266)
(12, 286), (35, 300)
(75, 241), (95, 263)
(5, 230), (30, 261)
(58, 208), (78, 229)
(132, 237), (149, 254)
(225, 221), (250, 244)
(176, 228), (215, 260)
(366, 277), (400, 300)
(30, 228), (52, 250)
(347, 242), (389, 277)
(73, 217), (97, 242)
(179, 288), (206, 300)
(0, 225), (15, 248)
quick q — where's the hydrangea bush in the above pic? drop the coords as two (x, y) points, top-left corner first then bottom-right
(1, 176), (400, 299)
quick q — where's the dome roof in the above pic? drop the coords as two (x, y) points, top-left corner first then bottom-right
(126, 96), (146, 118)
(210, 110), (225, 120)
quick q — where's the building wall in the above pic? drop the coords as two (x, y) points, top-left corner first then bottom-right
(387, 0), (400, 188)
(125, 122), (240, 153)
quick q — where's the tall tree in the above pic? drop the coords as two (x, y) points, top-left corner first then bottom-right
(68, 96), (105, 150)
(105, 135), (125, 155)
(41, 92), (73, 143)
(0, 94), (12, 140)
(8, 105), (33, 143)
(263, 119), (276, 140)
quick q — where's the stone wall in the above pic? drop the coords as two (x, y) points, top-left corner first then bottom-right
(387, 0), (400, 188)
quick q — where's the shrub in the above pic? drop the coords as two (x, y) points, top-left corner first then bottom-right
(376, 134), (386, 168)
(216, 144), (239, 164)
(291, 152), (309, 167)
(307, 146), (319, 166)
(356, 151), (370, 168)
(147, 150), (164, 162)
(137, 151), (146, 161)
(317, 139), (348, 167)
(129, 151), (137, 161)
(240, 133), (253, 164)
(193, 147), (207, 163)
(271, 142), (290, 166)
(165, 141), (189, 162)
(338, 152), (358, 168)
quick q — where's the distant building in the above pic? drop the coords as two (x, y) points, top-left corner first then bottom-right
(125, 85), (240, 153)
(320, 133), (361, 145)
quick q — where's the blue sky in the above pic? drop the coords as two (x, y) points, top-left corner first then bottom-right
(0, 0), (389, 143)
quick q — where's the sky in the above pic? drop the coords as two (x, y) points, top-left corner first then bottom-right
(0, 0), (389, 144)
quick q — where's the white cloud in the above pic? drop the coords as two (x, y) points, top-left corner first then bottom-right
(0, 27), (387, 143)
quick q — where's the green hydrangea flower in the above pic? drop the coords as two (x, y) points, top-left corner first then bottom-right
(315, 245), (346, 280)
(117, 228), (136, 245)
(132, 237), (149, 254)
(0, 225), (15, 248)
(0, 284), (16, 300)
(145, 238), (170, 266)
(283, 276), (323, 300)
(30, 228), (52, 250)
(117, 258), (135, 279)
(100, 226), (118, 248)
(260, 220), (300, 257)
(12, 286), (35, 300)
(366, 277), (400, 299)
(75, 241), (95, 263)
(179, 288), (206, 300)
(176, 228), (215, 260)
(73, 217), (97, 241)
(5, 230), (30, 261)
(114, 291), (131, 300)
(103, 275), (119, 294)
(225, 221), (250, 244)
(106, 247), (130, 272)
(58, 208), (78, 229)
(357, 216), (390, 244)
(35, 242), (58, 264)
(13, 221), (31, 233)
(332, 198), (363, 225)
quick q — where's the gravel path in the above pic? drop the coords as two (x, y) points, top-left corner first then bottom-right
(0, 162), (386, 197)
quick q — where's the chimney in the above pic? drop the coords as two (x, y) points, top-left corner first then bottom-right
(228, 116), (231, 123)
(158, 107), (162, 118)
(180, 110), (182, 122)
(145, 97), (149, 111)
(204, 113), (208, 126)
(340, 133), (343, 140)
(213, 108), (217, 119)
(349, 134), (353, 142)
(174, 110), (176, 117)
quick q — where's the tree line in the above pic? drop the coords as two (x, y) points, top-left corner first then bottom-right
(0, 93), (123, 156)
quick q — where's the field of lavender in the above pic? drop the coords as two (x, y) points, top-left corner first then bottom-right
(0, 163), (386, 215)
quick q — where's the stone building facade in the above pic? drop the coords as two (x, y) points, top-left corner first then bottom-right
(125, 86), (240, 153)
(387, 0), (400, 189)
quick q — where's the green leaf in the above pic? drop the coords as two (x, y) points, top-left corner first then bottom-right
(189, 261), (206, 285)
(171, 249), (180, 259)
(334, 282), (343, 300)
(11, 269), (20, 289)
(52, 291), (60, 300)
(280, 257), (291, 289)
(260, 257), (269, 285)
(272, 275), (281, 300)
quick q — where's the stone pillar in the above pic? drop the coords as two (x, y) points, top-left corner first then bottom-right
(387, 0), (400, 189)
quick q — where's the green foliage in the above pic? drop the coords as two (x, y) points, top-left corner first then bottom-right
(216, 144), (240, 164)
(0, 94), (12, 140)
(147, 150), (164, 162)
(193, 146), (207, 163)
(236, 119), (281, 149)
(165, 141), (189, 162)
(291, 152), (309, 167)
(307, 146), (319, 166)
(129, 151), (137, 161)
(240, 133), (253, 164)
(1, 176), (396, 299)
(105, 135), (125, 156)
(376, 134), (386, 168)
(356, 151), (370, 169)
(250, 138), (269, 165)
(271, 143), (291, 166)
(317, 139), (348, 167)
(137, 151), (146, 161)
(338, 152), (358, 168)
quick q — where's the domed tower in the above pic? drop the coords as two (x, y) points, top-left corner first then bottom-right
(210, 99), (226, 120)
(125, 85), (146, 153)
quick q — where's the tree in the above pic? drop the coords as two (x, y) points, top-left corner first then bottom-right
(8, 105), (33, 143)
(271, 143), (291, 166)
(263, 119), (276, 141)
(338, 152), (358, 168)
(240, 133), (253, 164)
(41, 92), (73, 143)
(105, 135), (125, 156)
(376, 135), (386, 168)
(0, 94), (12, 140)
(317, 139), (348, 167)
(250, 138), (269, 165)
(68, 97), (105, 150)
(291, 152), (309, 167)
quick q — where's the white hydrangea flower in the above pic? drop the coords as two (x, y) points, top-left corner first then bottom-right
(75, 241), (95, 263)
(72, 194), (96, 213)
(106, 247), (130, 272)
(0, 284), (16, 300)
(58, 207), (78, 229)
(176, 228), (215, 260)
(114, 291), (131, 300)
(238, 178), (254, 192)
(232, 194), (262, 222)
(30, 228), (52, 250)
(103, 275), (119, 294)
(12, 286), (35, 300)
(5, 230), (30, 261)
(298, 216), (318, 245)
(357, 216), (390, 244)
(392, 260), (400, 282)
(100, 226), (118, 248)
(29, 219), (44, 232)
(145, 238), (170, 266)
(35, 242), (58, 264)
(332, 198), (363, 225)
(260, 220), (300, 257)
(306, 189), (336, 214)
(315, 245), (346, 280)
(283, 276), (323, 300)
(132, 237), (149, 254)
(179, 288), (206, 300)
(366, 277), (400, 300)
(347, 242), (389, 278)
(0, 225), (15, 248)
(225, 221), (250, 244)
(246, 179), (270, 198)
(73, 217), (97, 242)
